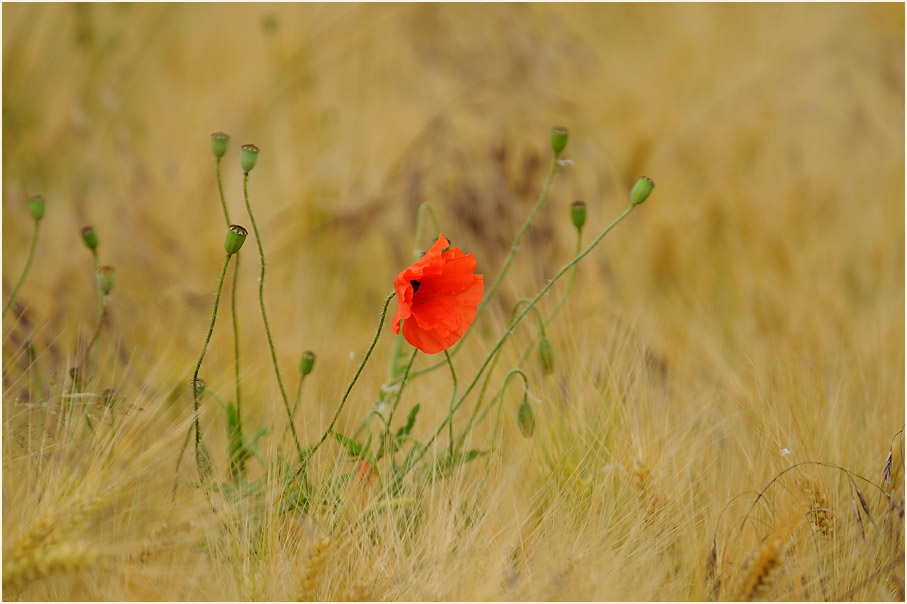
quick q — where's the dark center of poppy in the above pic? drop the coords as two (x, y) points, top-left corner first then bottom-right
(410, 279), (421, 294)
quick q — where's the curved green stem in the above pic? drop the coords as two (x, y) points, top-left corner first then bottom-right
(385, 347), (418, 434)
(216, 157), (230, 225)
(230, 254), (242, 435)
(3, 220), (40, 321)
(77, 297), (108, 388)
(242, 172), (303, 459)
(515, 228), (582, 371)
(305, 293), (395, 464)
(442, 350), (457, 454)
(192, 254), (232, 480)
(405, 203), (637, 475)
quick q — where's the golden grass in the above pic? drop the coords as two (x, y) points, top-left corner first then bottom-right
(3, 3), (904, 601)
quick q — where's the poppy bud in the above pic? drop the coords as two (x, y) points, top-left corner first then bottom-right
(241, 144), (259, 173)
(630, 176), (654, 205)
(570, 201), (586, 230)
(210, 132), (229, 158)
(28, 195), (45, 221)
(96, 265), (116, 295)
(517, 402), (536, 438)
(81, 226), (99, 251)
(538, 336), (555, 374)
(550, 127), (568, 154)
(299, 350), (316, 376)
(224, 224), (248, 256)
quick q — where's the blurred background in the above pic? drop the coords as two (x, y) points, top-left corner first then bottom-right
(3, 4), (904, 466)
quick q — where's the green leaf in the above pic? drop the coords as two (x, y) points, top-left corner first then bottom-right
(330, 431), (363, 459)
(396, 404), (420, 442)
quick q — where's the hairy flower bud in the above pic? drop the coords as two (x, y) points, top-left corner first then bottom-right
(28, 195), (45, 221)
(81, 226), (99, 251)
(517, 402), (536, 438)
(299, 350), (316, 376)
(630, 176), (655, 205)
(538, 336), (555, 374)
(570, 201), (586, 230)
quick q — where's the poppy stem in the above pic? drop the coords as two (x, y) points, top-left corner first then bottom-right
(216, 156), (231, 225)
(442, 350), (457, 457)
(2, 219), (41, 322)
(306, 292), (396, 464)
(242, 172), (303, 460)
(384, 347), (418, 437)
(404, 202), (638, 476)
(191, 253), (232, 482)
(215, 155), (244, 475)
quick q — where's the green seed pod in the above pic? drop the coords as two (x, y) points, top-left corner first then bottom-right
(210, 132), (229, 158)
(28, 195), (45, 221)
(224, 224), (248, 256)
(538, 336), (555, 375)
(630, 176), (655, 205)
(570, 201), (586, 230)
(550, 126), (568, 154)
(96, 265), (116, 295)
(80, 226), (99, 251)
(299, 350), (316, 376)
(517, 402), (536, 438)
(240, 144), (259, 173)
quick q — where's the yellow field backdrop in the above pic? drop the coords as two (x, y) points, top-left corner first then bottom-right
(3, 4), (904, 601)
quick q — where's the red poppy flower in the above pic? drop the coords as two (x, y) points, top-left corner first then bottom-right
(391, 234), (484, 354)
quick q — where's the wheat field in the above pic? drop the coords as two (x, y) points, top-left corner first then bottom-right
(2, 4), (904, 601)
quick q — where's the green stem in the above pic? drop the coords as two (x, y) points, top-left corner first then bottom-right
(215, 155), (243, 472)
(231, 254), (242, 437)
(384, 347), (418, 438)
(405, 203), (637, 475)
(242, 172), (303, 459)
(92, 250), (102, 319)
(515, 228), (582, 371)
(306, 293), (395, 464)
(216, 157), (230, 225)
(192, 254), (232, 480)
(442, 350), (457, 455)
(78, 297), (108, 387)
(3, 220), (40, 321)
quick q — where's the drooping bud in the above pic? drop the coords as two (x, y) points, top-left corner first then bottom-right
(96, 265), (116, 295)
(224, 224), (248, 256)
(210, 132), (229, 158)
(570, 201), (586, 230)
(80, 226), (99, 251)
(299, 350), (316, 376)
(28, 195), (46, 221)
(550, 127), (569, 154)
(538, 336), (555, 374)
(630, 176), (655, 205)
(240, 144), (259, 173)
(517, 402), (536, 438)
